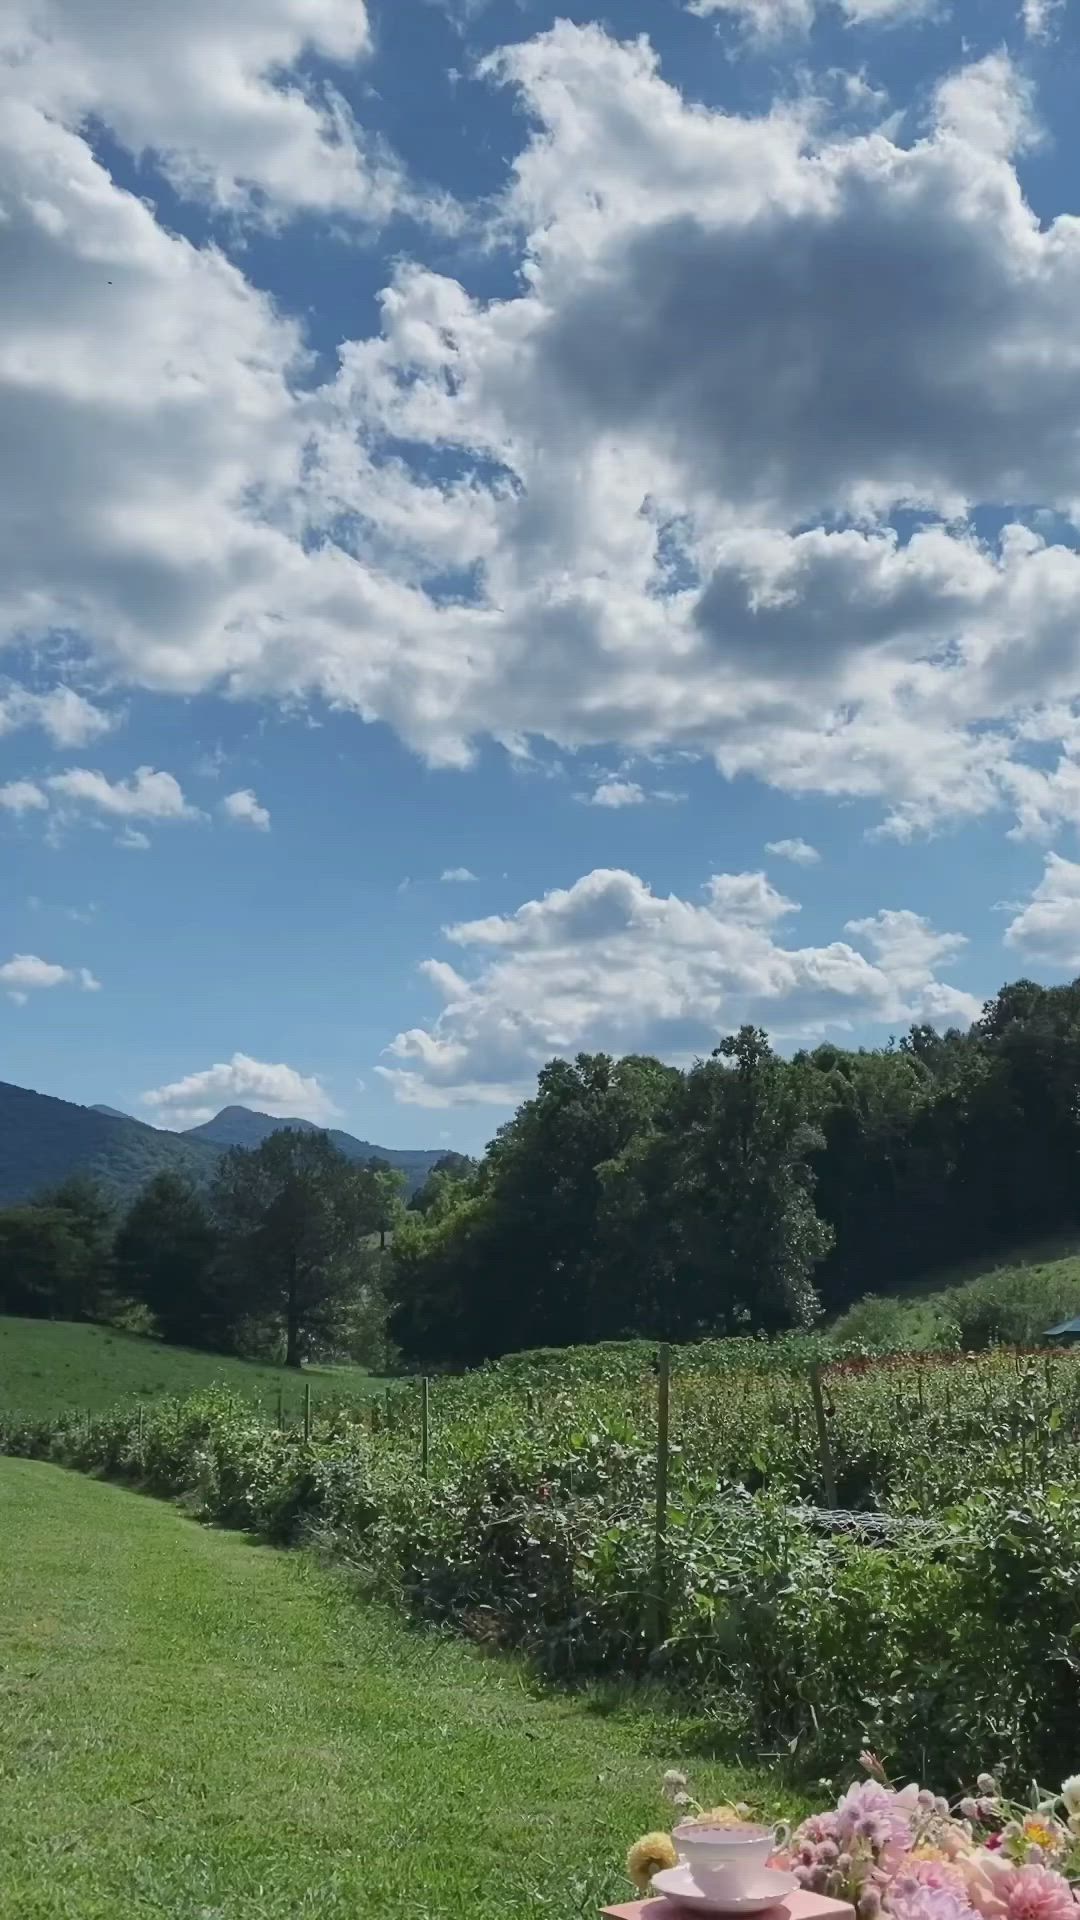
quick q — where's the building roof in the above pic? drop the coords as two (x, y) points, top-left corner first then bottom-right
(1046, 1315), (1080, 1337)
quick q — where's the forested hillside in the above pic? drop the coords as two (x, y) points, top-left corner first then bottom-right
(0, 1081), (220, 1208)
(0, 1082), (442, 1208)
(392, 976), (1080, 1361)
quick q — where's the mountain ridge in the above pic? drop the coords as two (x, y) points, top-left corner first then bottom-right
(183, 1106), (443, 1179)
(0, 1080), (444, 1208)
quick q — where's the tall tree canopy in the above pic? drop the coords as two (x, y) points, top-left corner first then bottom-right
(391, 981), (1080, 1363)
(212, 1130), (384, 1366)
(114, 1172), (220, 1349)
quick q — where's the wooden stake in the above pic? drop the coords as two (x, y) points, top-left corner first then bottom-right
(303, 1381), (312, 1442)
(276, 1387), (284, 1433)
(648, 1343), (672, 1651)
(421, 1377), (430, 1478)
(809, 1364), (838, 1510)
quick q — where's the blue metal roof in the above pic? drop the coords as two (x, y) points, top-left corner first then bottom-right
(1046, 1316), (1080, 1336)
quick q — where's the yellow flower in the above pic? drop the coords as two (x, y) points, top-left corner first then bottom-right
(1021, 1815), (1062, 1853)
(627, 1832), (678, 1892)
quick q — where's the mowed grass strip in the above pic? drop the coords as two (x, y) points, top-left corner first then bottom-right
(0, 1461), (778, 1920)
(0, 1316), (384, 1420)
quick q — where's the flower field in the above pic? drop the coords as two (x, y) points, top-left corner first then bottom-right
(5, 1336), (1080, 1789)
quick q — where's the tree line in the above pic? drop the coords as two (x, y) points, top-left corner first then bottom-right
(4, 975), (1080, 1367)
(0, 1131), (408, 1369)
(390, 976), (1080, 1362)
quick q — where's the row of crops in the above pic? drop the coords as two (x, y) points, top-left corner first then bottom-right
(5, 1337), (1080, 1786)
(385, 1339), (1080, 1513)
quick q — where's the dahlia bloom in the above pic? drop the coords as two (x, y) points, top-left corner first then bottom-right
(889, 1876), (977, 1920)
(963, 1853), (1077, 1920)
(904, 1853), (967, 1893)
(626, 1831), (678, 1892)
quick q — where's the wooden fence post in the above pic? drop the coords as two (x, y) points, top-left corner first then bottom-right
(421, 1377), (430, 1478)
(808, 1364), (838, 1510)
(276, 1387), (284, 1433)
(648, 1343), (672, 1652)
(303, 1382), (312, 1442)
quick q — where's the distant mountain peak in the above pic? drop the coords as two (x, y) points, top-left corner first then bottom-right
(0, 1082), (446, 1207)
(182, 1105), (444, 1187)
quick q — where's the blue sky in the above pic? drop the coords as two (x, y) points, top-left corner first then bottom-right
(3, 0), (1080, 1155)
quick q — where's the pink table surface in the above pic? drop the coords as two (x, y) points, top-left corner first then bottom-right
(604, 1892), (857, 1920)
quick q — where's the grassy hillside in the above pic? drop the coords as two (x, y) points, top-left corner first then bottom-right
(0, 1459), (780, 1919)
(0, 1077), (221, 1208)
(830, 1244), (1080, 1349)
(0, 1317), (384, 1419)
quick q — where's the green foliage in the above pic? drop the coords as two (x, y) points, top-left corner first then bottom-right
(394, 1039), (833, 1360)
(0, 1174), (115, 1320)
(393, 979), (1080, 1364)
(940, 1260), (1080, 1347)
(212, 1129), (394, 1366)
(114, 1171), (221, 1347)
(0, 1207), (89, 1317)
(9, 1340), (1080, 1787)
(829, 1292), (962, 1351)
(832, 1257), (1080, 1352)
(410, 1152), (478, 1215)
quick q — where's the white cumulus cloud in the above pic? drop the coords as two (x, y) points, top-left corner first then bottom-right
(441, 866), (478, 883)
(687, 0), (932, 38)
(0, 780), (48, 815)
(581, 779), (685, 808)
(585, 780), (646, 809)
(1004, 853), (1080, 966)
(0, 0), (434, 224)
(766, 838), (821, 867)
(378, 866), (979, 1107)
(142, 1052), (342, 1130)
(0, 952), (101, 1003)
(3, 18), (1080, 846)
(0, 685), (114, 748)
(221, 788), (271, 832)
(47, 767), (200, 821)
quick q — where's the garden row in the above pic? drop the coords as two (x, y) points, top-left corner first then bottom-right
(395, 1341), (1080, 1513)
(4, 1345), (1080, 1790)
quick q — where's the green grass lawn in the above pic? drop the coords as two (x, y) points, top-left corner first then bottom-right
(0, 1316), (385, 1421)
(0, 1460), (785, 1919)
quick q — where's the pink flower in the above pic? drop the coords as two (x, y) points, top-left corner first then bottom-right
(905, 1860), (966, 1895)
(837, 1782), (919, 1866)
(889, 1878), (975, 1920)
(964, 1856), (1077, 1920)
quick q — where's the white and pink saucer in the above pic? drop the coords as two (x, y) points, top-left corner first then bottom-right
(651, 1866), (798, 1914)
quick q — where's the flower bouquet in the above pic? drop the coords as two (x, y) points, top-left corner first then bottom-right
(625, 1761), (1080, 1916)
